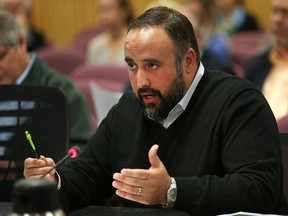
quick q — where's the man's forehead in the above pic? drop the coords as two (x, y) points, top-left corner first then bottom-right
(126, 26), (170, 46)
(125, 26), (175, 55)
(127, 26), (165, 37)
(138, 27), (157, 39)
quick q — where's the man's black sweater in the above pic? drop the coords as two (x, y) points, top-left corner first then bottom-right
(59, 70), (288, 215)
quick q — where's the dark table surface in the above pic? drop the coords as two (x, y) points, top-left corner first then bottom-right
(0, 202), (190, 216)
(0, 202), (12, 215)
(70, 206), (190, 216)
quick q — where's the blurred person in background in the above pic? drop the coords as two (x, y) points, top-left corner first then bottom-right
(183, 0), (233, 72)
(0, 0), (47, 52)
(214, 0), (260, 36)
(245, 0), (288, 121)
(0, 10), (93, 154)
(86, 0), (134, 65)
(177, 0), (235, 75)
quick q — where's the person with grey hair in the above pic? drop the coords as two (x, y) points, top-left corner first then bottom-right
(0, 0), (47, 51)
(0, 10), (93, 155)
(24, 6), (288, 215)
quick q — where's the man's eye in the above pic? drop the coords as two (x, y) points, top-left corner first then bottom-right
(148, 63), (157, 69)
(128, 63), (136, 70)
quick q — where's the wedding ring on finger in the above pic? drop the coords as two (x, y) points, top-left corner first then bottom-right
(136, 186), (142, 196)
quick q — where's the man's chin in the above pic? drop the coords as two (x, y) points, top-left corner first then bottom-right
(144, 106), (156, 115)
(144, 107), (158, 120)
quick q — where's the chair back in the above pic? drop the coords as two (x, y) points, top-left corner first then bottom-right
(89, 81), (122, 126)
(69, 64), (129, 86)
(278, 115), (288, 133)
(0, 85), (69, 201)
(39, 48), (85, 75)
(230, 31), (267, 68)
(71, 27), (104, 55)
(280, 133), (288, 200)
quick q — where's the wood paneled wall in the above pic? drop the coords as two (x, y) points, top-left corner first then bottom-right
(244, 0), (272, 30)
(29, 0), (272, 48)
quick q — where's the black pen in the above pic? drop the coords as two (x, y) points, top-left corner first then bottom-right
(41, 153), (72, 179)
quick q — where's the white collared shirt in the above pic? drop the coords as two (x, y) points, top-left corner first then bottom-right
(15, 53), (36, 85)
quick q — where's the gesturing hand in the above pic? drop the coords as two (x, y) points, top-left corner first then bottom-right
(112, 144), (171, 205)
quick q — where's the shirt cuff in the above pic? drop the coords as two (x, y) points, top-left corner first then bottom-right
(56, 171), (61, 190)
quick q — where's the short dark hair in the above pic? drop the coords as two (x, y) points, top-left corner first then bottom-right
(127, 6), (200, 64)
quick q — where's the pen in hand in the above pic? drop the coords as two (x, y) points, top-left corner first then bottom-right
(25, 131), (41, 159)
(24, 131), (72, 178)
(41, 153), (72, 179)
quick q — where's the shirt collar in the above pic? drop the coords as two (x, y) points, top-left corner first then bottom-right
(15, 53), (36, 85)
(178, 62), (204, 110)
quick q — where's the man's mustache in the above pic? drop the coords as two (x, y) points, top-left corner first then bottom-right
(137, 87), (161, 97)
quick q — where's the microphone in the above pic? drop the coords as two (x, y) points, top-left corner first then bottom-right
(41, 153), (72, 179)
(67, 147), (80, 158)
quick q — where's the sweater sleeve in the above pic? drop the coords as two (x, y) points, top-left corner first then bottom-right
(57, 114), (115, 211)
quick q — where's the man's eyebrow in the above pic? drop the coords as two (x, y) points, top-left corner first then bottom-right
(142, 58), (162, 64)
(125, 57), (133, 62)
(124, 57), (162, 64)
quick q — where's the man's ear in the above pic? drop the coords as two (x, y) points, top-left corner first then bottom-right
(18, 35), (27, 51)
(184, 48), (196, 74)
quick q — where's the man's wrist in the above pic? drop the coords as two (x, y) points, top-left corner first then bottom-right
(162, 177), (177, 209)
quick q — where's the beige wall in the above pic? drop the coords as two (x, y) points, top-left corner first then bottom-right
(29, 0), (272, 48)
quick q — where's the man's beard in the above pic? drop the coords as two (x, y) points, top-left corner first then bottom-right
(137, 71), (185, 122)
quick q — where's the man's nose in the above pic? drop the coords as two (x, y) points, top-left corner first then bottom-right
(136, 70), (150, 88)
